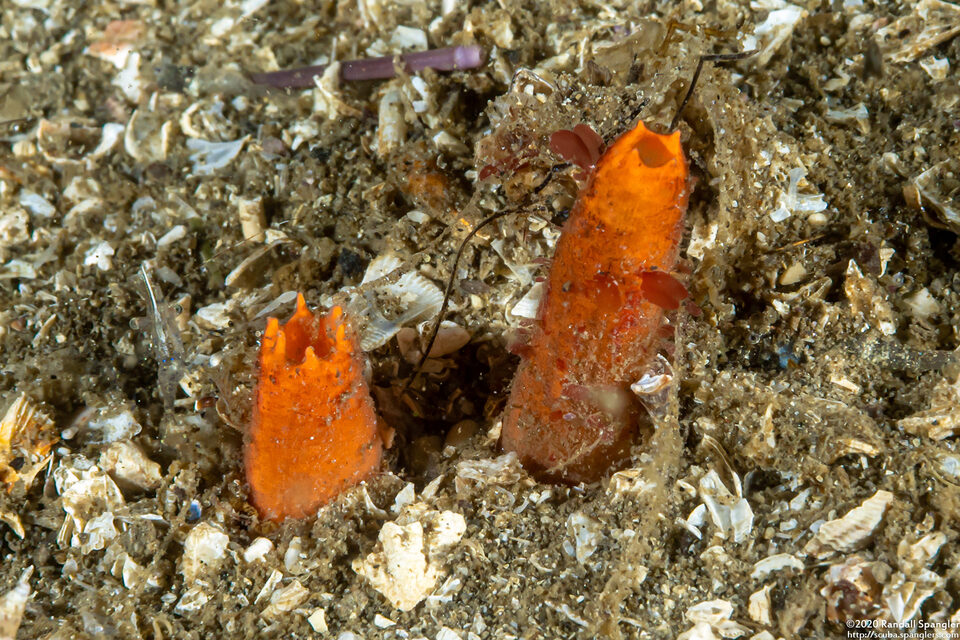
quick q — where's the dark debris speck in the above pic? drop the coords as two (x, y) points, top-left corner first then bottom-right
(337, 249), (368, 280)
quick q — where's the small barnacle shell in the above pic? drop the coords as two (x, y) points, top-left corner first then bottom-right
(910, 158), (960, 233)
(53, 459), (125, 550)
(804, 490), (894, 559)
(897, 532), (946, 575)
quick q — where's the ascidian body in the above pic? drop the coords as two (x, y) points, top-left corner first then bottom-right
(245, 294), (382, 521)
(500, 120), (690, 483)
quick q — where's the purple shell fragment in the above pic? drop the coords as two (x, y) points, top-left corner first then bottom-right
(250, 45), (486, 88)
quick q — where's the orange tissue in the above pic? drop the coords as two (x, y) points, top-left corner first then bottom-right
(501, 121), (690, 484)
(245, 294), (382, 520)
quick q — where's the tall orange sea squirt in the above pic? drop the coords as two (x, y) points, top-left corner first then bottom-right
(501, 121), (690, 484)
(245, 294), (382, 520)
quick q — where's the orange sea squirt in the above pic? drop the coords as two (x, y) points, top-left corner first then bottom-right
(500, 121), (690, 484)
(244, 294), (382, 520)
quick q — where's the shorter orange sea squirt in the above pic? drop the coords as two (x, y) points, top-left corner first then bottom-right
(500, 121), (690, 484)
(245, 294), (382, 520)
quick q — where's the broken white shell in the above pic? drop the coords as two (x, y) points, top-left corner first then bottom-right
(748, 585), (773, 625)
(174, 586), (210, 616)
(821, 555), (884, 623)
(884, 568), (943, 624)
(0, 567), (32, 640)
(262, 580), (310, 619)
(844, 260), (897, 336)
(743, 3), (807, 67)
(0, 510), (24, 539)
(911, 158), (960, 232)
(424, 322), (471, 358)
(18, 190), (56, 218)
(84, 405), (141, 444)
(307, 608), (328, 633)
(352, 511), (466, 612)
(455, 452), (525, 491)
(566, 512), (603, 564)
(181, 522), (230, 584)
(698, 470), (754, 543)
(84, 241), (115, 271)
(876, 0), (960, 62)
(186, 136), (249, 175)
(607, 467), (657, 500)
(344, 254), (445, 351)
(803, 490), (893, 558)
(54, 460), (125, 550)
(283, 536), (303, 574)
(124, 108), (173, 164)
(194, 301), (237, 331)
(752, 553), (804, 579)
(510, 282), (544, 319)
(897, 532), (946, 575)
(377, 89), (406, 158)
(98, 440), (162, 492)
(898, 373), (960, 439)
(243, 537), (274, 563)
(678, 599), (752, 640)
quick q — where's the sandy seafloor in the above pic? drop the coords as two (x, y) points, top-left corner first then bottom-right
(2, 0), (960, 638)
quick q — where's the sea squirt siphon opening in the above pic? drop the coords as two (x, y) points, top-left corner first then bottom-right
(635, 133), (673, 168)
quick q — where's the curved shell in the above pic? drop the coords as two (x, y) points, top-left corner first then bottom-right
(804, 490), (894, 558)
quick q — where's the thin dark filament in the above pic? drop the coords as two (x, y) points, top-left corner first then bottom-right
(405, 209), (513, 388)
(405, 169), (560, 388)
(669, 50), (757, 131)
